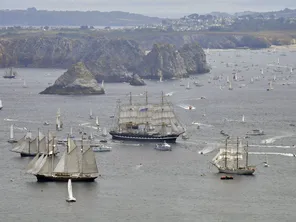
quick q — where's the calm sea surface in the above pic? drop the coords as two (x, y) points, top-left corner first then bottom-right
(1, 48), (296, 222)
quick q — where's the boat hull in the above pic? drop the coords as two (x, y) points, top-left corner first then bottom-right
(7, 139), (18, 143)
(218, 168), (255, 175)
(3, 76), (15, 79)
(36, 174), (97, 182)
(109, 131), (179, 143)
(20, 153), (37, 157)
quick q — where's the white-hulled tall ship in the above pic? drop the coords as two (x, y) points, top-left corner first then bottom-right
(211, 137), (255, 175)
(27, 136), (99, 182)
(109, 92), (184, 143)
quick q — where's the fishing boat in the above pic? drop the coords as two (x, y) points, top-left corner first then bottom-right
(155, 141), (172, 151)
(0, 99), (2, 110)
(7, 124), (17, 143)
(56, 108), (63, 131)
(211, 137), (256, 175)
(11, 130), (58, 157)
(3, 67), (17, 79)
(28, 137), (99, 182)
(109, 92), (184, 143)
(66, 179), (76, 202)
(92, 144), (112, 152)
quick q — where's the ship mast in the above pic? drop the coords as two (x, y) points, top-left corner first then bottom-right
(236, 137), (239, 169)
(225, 137), (228, 168)
(37, 128), (40, 153)
(246, 141), (249, 167)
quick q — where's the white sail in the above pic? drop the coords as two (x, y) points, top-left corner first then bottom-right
(186, 81), (190, 89)
(67, 179), (76, 202)
(70, 127), (73, 137)
(23, 80), (28, 88)
(261, 68), (264, 75)
(226, 76), (230, 83)
(102, 127), (107, 137)
(228, 81), (233, 90)
(36, 155), (55, 175)
(30, 154), (46, 174)
(89, 109), (93, 118)
(26, 153), (41, 173)
(0, 99), (2, 109)
(81, 146), (99, 174)
(53, 152), (66, 173)
(101, 80), (104, 88)
(32, 155), (48, 175)
(242, 115), (245, 122)
(95, 116), (100, 126)
(10, 124), (14, 140)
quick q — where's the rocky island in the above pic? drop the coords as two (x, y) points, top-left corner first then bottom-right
(40, 62), (105, 95)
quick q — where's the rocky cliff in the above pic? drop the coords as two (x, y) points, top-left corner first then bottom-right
(0, 36), (144, 82)
(136, 43), (209, 80)
(40, 62), (105, 95)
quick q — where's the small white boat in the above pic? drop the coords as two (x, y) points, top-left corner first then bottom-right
(92, 144), (112, 152)
(155, 141), (172, 151)
(89, 109), (94, 119)
(267, 81), (273, 91)
(246, 129), (265, 136)
(264, 154), (269, 167)
(66, 179), (76, 202)
(95, 116), (100, 127)
(0, 99), (2, 110)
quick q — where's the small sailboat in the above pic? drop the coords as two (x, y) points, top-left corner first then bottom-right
(290, 67), (293, 73)
(264, 154), (269, 167)
(226, 76), (230, 83)
(277, 57), (280, 65)
(0, 99), (2, 110)
(66, 179), (76, 202)
(89, 109), (94, 119)
(242, 115), (245, 123)
(267, 81), (273, 91)
(8, 124), (17, 143)
(56, 108), (63, 131)
(23, 80), (28, 88)
(186, 81), (191, 90)
(3, 67), (17, 79)
(69, 127), (75, 138)
(250, 77), (254, 84)
(261, 68), (264, 75)
(228, 81), (233, 90)
(159, 75), (163, 82)
(95, 116), (100, 127)
(102, 127), (107, 137)
(101, 80), (104, 89)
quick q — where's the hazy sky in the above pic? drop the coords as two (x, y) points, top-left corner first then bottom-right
(1, 0), (295, 17)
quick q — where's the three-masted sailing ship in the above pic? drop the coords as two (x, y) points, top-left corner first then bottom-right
(11, 130), (57, 157)
(56, 108), (63, 131)
(27, 137), (99, 182)
(211, 137), (256, 175)
(109, 92), (184, 143)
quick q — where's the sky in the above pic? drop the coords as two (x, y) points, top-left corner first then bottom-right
(0, 0), (296, 18)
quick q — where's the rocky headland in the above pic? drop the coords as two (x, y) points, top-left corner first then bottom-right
(40, 62), (105, 95)
(0, 35), (210, 94)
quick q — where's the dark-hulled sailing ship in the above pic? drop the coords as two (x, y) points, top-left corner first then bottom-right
(109, 92), (184, 143)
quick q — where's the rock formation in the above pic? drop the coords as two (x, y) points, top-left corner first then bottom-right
(40, 62), (104, 95)
(130, 74), (146, 86)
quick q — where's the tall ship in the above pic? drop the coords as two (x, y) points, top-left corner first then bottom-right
(211, 137), (255, 175)
(27, 137), (99, 182)
(11, 130), (58, 157)
(109, 92), (184, 143)
(3, 67), (17, 79)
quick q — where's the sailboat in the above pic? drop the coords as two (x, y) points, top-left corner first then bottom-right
(226, 76), (230, 83)
(277, 57), (280, 65)
(69, 127), (75, 138)
(250, 77), (254, 84)
(66, 179), (76, 202)
(12, 130), (58, 157)
(109, 92), (184, 143)
(186, 81), (191, 90)
(267, 81), (273, 91)
(242, 115), (245, 123)
(264, 154), (269, 167)
(228, 81), (233, 90)
(56, 108), (63, 131)
(0, 99), (2, 110)
(7, 124), (17, 143)
(290, 67), (293, 73)
(28, 137), (99, 182)
(261, 68), (264, 75)
(95, 116), (100, 127)
(89, 109), (94, 119)
(23, 80), (28, 88)
(102, 127), (107, 137)
(101, 80), (104, 89)
(3, 67), (17, 79)
(211, 137), (256, 175)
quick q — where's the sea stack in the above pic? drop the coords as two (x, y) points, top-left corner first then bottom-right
(40, 62), (105, 95)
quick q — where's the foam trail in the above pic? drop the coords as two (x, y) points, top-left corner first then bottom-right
(78, 122), (90, 126)
(249, 152), (295, 157)
(261, 133), (294, 144)
(191, 122), (213, 127)
(178, 104), (196, 110)
(4, 118), (18, 122)
(199, 143), (220, 154)
(249, 144), (293, 149)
